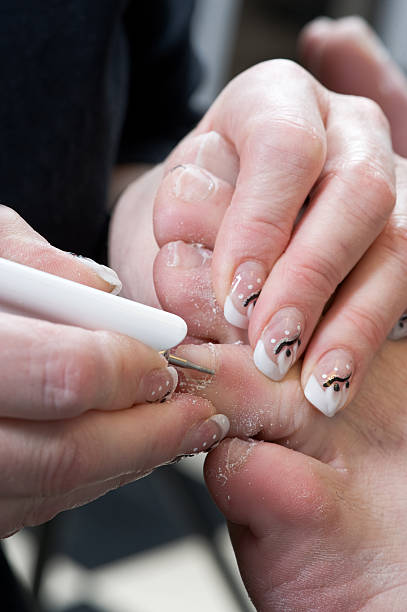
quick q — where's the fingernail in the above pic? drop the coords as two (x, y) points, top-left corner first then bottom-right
(181, 413), (230, 455)
(224, 261), (267, 329)
(75, 255), (122, 295)
(172, 164), (216, 202)
(253, 307), (304, 380)
(164, 240), (212, 268)
(141, 366), (178, 403)
(304, 349), (353, 417)
(388, 312), (407, 340)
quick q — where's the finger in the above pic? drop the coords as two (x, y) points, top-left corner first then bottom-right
(301, 155), (407, 417)
(249, 93), (395, 382)
(0, 395), (229, 498)
(0, 314), (180, 419)
(0, 204), (121, 293)
(198, 61), (328, 313)
(299, 16), (407, 156)
(153, 164), (233, 249)
(173, 343), (336, 460)
(153, 241), (246, 344)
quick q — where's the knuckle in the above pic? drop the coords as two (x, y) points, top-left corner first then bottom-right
(249, 117), (325, 175)
(342, 303), (387, 350)
(354, 95), (389, 130)
(240, 210), (291, 254)
(37, 429), (84, 496)
(41, 333), (109, 417)
(285, 251), (340, 303)
(380, 218), (407, 272)
(339, 159), (396, 227)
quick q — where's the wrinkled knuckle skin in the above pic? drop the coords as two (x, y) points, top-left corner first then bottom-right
(343, 304), (387, 350)
(380, 218), (407, 273)
(37, 431), (83, 497)
(41, 342), (101, 418)
(249, 118), (325, 176)
(285, 254), (340, 305)
(340, 158), (396, 225)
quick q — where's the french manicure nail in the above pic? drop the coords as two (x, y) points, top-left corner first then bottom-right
(172, 164), (216, 202)
(388, 312), (407, 340)
(253, 307), (304, 380)
(224, 261), (267, 329)
(75, 255), (122, 295)
(141, 366), (178, 403)
(304, 349), (353, 417)
(181, 413), (230, 455)
(164, 240), (212, 268)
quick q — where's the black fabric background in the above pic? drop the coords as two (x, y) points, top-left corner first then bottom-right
(0, 0), (200, 258)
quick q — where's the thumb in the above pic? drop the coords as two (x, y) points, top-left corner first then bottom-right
(0, 205), (121, 293)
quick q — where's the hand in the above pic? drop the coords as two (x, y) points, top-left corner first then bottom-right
(0, 205), (228, 538)
(153, 59), (407, 416)
(153, 208), (407, 608)
(177, 339), (407, 611)
(299, 16), (407, 344)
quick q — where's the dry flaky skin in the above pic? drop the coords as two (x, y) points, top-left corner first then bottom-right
(174, 340), (407, 612)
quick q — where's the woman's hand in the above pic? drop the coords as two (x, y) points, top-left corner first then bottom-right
(0, 206), (228, 539)
(153, 58), (407, 416)
(153, 242), (407, 610)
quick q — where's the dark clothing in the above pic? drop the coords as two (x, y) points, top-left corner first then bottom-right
(0, 1), (200, 606)
(0, 0), (200, 258)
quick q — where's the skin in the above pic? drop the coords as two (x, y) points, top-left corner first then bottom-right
(149, 17), (407, 610)
(152, 217), (407, 611)
(152, 57), (407, 417)
(0, 203), (221, 539)
(4, 15), (407, 552)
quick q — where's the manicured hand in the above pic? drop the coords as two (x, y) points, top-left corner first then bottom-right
(153, 60), (406, 416)
(0, 206), (228, 538)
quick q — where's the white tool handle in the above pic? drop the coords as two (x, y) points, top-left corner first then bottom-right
(0, 258), (187, 351)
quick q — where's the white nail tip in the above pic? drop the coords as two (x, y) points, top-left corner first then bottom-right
(253, 338), (298, 381)
(209, 414), (230, 439)
(304, 374), (348, 417)
(254, 339), (284, 381)
(78, 257), (122, 295)
(224, 295), (249, 329)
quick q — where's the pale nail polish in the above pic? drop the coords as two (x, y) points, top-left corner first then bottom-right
(141, 366), (178, 403)
(172, 164), (216, 202)
(388, 312), (407, 340)
(164, 240), (212, 268)
(253, 307), (304, 380)
(76, 255), (122, 295)
(224, 261), (267, 329)
(304, 350), (353, 417)
(181, 413), (230, 454)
